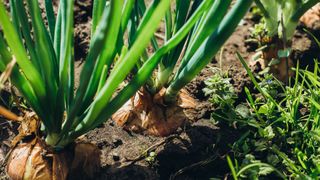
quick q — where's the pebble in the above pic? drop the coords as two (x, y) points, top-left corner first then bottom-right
(112, 155), (120, 161)
(112, 139), (123, 148)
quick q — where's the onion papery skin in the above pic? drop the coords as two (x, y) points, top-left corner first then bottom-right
(7, 138), (69, 180)
(6, 138), (101, 180)
(112, 88), (197, 136)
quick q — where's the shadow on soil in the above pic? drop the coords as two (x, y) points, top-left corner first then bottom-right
(87, 120), (239, 180)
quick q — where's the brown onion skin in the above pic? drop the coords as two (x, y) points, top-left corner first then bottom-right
(6, 138), (101, 180)
(6, 138), (69, 180)
(112, 88), (197, 136)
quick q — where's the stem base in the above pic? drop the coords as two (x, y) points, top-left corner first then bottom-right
(262, 37), (294, 83)
(112, 88), (197, 136)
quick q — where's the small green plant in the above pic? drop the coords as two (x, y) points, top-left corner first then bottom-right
(209, 53), (320, 179)
(227, 154), (285, 180)
(203, 67), (237, 109)
(145, 151), (157, 165)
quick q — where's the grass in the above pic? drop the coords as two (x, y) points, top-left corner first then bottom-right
(205, 53), (320, 179)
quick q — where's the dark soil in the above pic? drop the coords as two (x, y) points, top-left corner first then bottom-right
(0, 91), (19, 179)
(1, 2), (320, 180)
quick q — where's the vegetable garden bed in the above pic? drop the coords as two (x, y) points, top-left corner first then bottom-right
(0, 0), (320, 179)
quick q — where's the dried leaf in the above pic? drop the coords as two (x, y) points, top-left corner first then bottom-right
(0, 57), (16, 89)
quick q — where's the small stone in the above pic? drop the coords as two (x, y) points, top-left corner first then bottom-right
(109, 121), (115, 126)
(112, 155), (120, 161)
(112, 139), (123, 148)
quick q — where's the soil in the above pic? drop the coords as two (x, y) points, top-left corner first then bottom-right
(1, 2), (320, 180)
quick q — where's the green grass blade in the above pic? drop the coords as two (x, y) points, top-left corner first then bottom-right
(237, 52), (288, 118)
(271, 145), (301, 174)
(310, 98), (320, 111)
(304, 28), (320, 48)
(237, 163), (285, 179)
(237, 52), (268, 99)
(227, 155), (239, 180)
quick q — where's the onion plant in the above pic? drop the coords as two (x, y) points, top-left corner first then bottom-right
(0, 0), (177, 148)
(252, 0), (319, 82)
(1, 0), (184, 178)
(149, 0), (254, 102)
(112, 0), (254, 136)
(0, 0), (243, 155)
(0, 0), (255, 177)
(255, 0), (319, 41)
